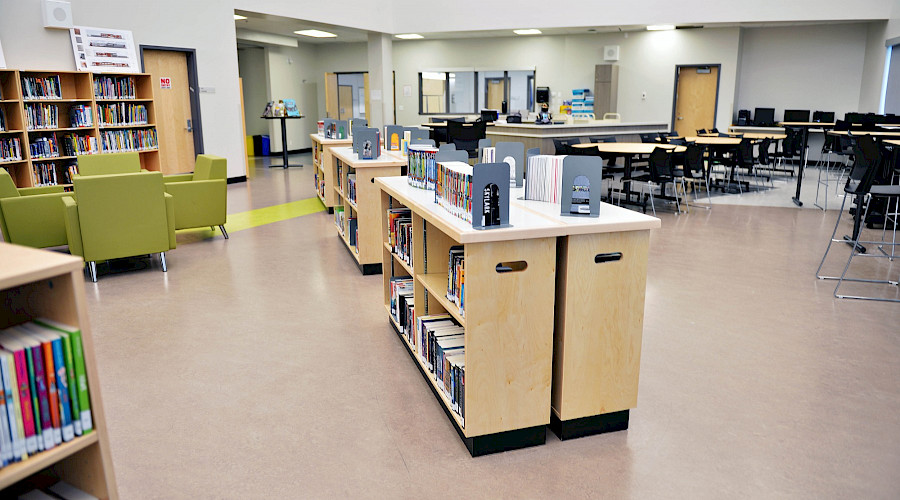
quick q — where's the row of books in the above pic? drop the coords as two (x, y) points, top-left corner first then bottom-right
(0, 107), (7, 131)
(524, 155), (565, 204)
(387, 208), (413, 267)
(346, 173), (358, 205)
(97, 102), (148, 126)
(407, 146), (438, 189)
(93, 75), (136, 99)
(22, 76), (62, 100)
(61, 133), (98, 156)
(416, 315), (465, 421)
(99, 128), (157, 153)
(0, 319), (94, 468)
(447, 246), (466, 317)
(69, 105), (94, 128)
(0, 137), (22, 162)
(434, 161), (474, 223)
(480, 146), (516, 187)
(335, 206), (346, 236)
(32, 163), (78, 187)
(29, 136), (59, 159)
(389, 277), (414, 333)
(24, 104), (59, 130)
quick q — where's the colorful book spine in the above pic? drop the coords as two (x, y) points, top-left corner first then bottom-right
(93, 75), (136, 99)
(29, 339), (55, 451)
(59, 333), (82, 436)
(48, 337), (75, 442)
(0, 353), (25, 461)
(0, 355), (12, 466)
(22, 345), (44, 452)
(0, 137), (22, 162)
(407, 146), (438, 189)
(21, 76), (62, 100)
(10, 348), (37, 454)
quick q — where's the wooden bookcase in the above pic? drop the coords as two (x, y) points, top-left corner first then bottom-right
(0, 243), (117, 498)
(310, 134), (352, 211)
(376, 176), (659, 454)
(0, 69), (160, 188)
(331, 147), (405, 275)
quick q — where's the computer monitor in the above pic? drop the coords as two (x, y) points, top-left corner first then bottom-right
(783, 109), (810, 123)
(812, 111), (835, 123)
(844, 112), (864, 124)
(480, 109), (499, 122)
(753, 107), (775, 126)
(536, 87), (550, 104)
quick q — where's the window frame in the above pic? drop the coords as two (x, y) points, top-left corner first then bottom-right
(418, 69), (536, 116)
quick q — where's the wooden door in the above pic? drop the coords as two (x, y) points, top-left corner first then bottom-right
(363, 73), (370, 121)
(143, 49), (196, 174)
(324, 72), (338, 118)
(338, 85), (353, 119)
(673, 66), (719, 137)
(487, 79), (504, 110)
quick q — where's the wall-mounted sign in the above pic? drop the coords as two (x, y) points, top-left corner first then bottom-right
(69, 26), (139, 73)
(160, 77), (172, 89)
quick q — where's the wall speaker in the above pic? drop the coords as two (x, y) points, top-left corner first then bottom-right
(42, 0), (73, 30)
(603, 45), (620, 61)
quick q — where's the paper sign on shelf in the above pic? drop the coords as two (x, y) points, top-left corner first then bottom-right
(69, 26), (139, 73)
(160, 77), (172, 89)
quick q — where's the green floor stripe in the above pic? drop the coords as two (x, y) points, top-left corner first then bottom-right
(177, 196), (326, 242)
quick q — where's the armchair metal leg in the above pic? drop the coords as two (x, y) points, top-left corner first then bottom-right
(88, 262), (97, 283)
(160, 252), (168, 272)
(219, 225), (229, 239)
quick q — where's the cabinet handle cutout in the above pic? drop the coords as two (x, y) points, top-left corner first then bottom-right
(496, 261), (527, 273)
(595, 252), (623, 263)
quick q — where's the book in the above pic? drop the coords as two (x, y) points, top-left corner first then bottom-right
(0, 137), (22, 162)
(93, 75), (135, 99)
(447, 246), (465, 316)
(22, 76), (62, 100)
(434, 162), (474, 223)
(524, 154), (564, 204)
(0, 352), (26, 462)
(283, 99), (300, 117)
(7, 327), (55, 451)
(21, 325), (63, 445)
(261, 101), (274, 118)
(35, 319), (92, 435)
(407, 145), (438, 189)
(0, 335), (38, 454)
(385, 125), (404, 151)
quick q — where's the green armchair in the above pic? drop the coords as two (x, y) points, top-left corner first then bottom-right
(62, 171), (176, 282)
(163, 154), (228, 238)
(0, 169), (69, 248)
(76, 152), (141, 176)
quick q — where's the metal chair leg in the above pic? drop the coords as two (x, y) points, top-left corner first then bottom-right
(816, 195), (849, 279)
(647, 183), (657, 217)
(219, 225), (229, 239)
(834, 201), (900, 302)
(160, 252), (168, 272)
(88, 262), (97, 283)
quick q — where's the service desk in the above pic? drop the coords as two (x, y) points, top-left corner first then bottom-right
(486, 121), (669, 154)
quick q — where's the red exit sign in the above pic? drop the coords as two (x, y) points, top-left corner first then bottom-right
(160, 77), (171, 89)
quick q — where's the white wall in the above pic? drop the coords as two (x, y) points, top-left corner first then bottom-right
(265, 43), (319, 153)
(735, 23), (869, 121)
(238, 47), (269, 136)
(389, 28), (741, 131)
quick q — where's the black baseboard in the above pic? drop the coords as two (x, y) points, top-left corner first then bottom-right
(226, 176), (247, 184)
(326, 207), (334, 214)
(338, 236), (382, 275)
(268, 147), (311, 156)
(549, 410), (629, 440)
(388, 318), (547, 457)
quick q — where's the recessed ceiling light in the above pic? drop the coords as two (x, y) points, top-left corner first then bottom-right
(234, 14), (247, 20)
(513, 29), (542, 35)
(646, 25), (675, 31)
(295, 29), (337, 38)
(395, 34), (424, 39)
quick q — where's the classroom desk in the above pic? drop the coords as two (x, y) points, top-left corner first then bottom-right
(704, 132), (786, 140)
(828, 130), (900, 138)
(573, 142), (686, 206)
(886, 139), (900, 146)
(684, 136), (741, 145)
(487, 121), (669, 154)
(778, 121), (836, 207)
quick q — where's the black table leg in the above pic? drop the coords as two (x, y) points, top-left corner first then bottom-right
(791, 128), (808, 206)
(269, 117), (303, 168)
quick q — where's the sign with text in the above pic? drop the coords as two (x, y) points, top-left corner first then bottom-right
(69, 26), (139, 73)
(160, 77), (172, 89)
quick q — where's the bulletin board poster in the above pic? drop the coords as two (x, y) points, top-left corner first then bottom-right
(70, 26), (140, 73)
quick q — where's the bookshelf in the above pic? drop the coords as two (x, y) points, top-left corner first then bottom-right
(0, 69), (160, 188)
(310, 133), (352, 212)
(330, 147), (405, 275)
(0, 243), (117, 498)
(376, 176), (659, 454)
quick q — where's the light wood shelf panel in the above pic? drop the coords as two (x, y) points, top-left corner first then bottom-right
(0, 433), (98, 490)
(416, 273), (466, 328)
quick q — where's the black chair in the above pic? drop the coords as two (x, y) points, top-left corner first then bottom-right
(756, 137), (775, 187)
(710, 128), (720, 134)
(552, 137), (583, 155)
(629, 147), (684, 215)
(735, 137), (761, 190)
(447, 121), (486, 158)
(639, 133), (658, 143)
(772, 127), (801, 176)
(697, 129), (708, 135)
(680, 144), (712, 209)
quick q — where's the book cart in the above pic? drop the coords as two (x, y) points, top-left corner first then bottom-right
(0, 69), (160, 188)
(330, 147), (405, 275)
(0, 243), (117, 498)
(376, 175), (659, 455)
(310, 133), (352, 212)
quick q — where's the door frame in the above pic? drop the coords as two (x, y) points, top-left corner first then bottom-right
(139, 45), (204, 155)
(670, 64), (721, 132)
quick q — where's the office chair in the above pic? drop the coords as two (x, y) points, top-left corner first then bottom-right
(447, 121), (486, 158)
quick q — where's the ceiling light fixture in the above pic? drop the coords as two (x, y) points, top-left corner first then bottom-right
(646, 25), (675, 31)
(395, 34), (424, 39)
(295, 29), (337, 38)
(234, 14), (247, 20)
(513, 29), (542, 35)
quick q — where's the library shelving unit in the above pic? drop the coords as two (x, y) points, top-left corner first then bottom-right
(330, 147), (405, 275)
(0, 243), (117, 498)
(0, 69), (160, 188)
(310, 133), (352, 212)
(376, 176), (659, 454)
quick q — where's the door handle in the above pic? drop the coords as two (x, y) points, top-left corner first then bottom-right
(677, 116), (684, 120)
(186, 119), (193, 132)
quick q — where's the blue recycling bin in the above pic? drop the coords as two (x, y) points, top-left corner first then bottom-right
(261, 135), (270, 156)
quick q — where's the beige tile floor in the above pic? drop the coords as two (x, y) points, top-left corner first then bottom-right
(84, 153), (899, 499)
